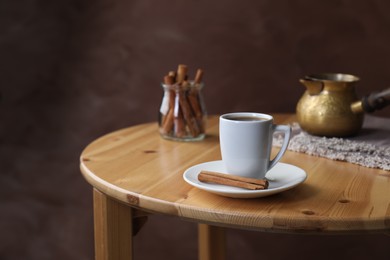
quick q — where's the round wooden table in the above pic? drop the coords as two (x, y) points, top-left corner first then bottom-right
(80, 114), (390, 260)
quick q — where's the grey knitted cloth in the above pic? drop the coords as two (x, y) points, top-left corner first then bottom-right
(273, 115), (390, 171)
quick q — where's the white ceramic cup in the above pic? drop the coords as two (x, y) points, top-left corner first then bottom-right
(219, 112), (291, 179)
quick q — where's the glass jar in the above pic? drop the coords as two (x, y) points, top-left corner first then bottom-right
(159, 81), (207, 141)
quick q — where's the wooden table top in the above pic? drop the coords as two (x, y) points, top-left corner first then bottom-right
(80, 114), (390, 234)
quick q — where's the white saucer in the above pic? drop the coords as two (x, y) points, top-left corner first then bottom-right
(183, 160), (307, 198)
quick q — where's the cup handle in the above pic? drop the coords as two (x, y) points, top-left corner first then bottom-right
(268, 124), (291, 171)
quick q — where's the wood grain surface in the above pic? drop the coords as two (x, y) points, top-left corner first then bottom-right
(80, 114), (390, 233)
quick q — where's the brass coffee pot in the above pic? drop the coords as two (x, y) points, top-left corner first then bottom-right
(296, 73), (390, 137)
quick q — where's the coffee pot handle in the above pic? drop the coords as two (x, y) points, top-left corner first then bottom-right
(268, 125), (291, 171)
(362, 88), (390, 112)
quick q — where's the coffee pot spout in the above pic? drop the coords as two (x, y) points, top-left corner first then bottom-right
(351, 87), (390, 114)
(299, 78), (324, 95)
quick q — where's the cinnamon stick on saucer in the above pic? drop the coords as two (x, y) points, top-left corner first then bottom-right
(198, 171), (269, 190)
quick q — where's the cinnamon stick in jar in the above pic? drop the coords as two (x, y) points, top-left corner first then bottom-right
(176, 64), (187, 84)
(179, 81), (200, 137)
(187, 69), (205, 132)
(160, 75), (176, 134)
(194, 68), (203, 84)
(174, 108), (186, 137)
(168, 71), (176, 81)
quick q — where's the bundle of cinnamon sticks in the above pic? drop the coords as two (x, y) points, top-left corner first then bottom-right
(159, 64), (206, 140)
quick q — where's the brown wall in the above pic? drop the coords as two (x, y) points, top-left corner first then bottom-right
(1, 0), (390, 259)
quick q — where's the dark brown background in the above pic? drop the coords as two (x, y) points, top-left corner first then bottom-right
(1, 0), (390, 259)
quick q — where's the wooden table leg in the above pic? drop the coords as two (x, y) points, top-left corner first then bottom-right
(198, 224), (226, 260)
(93, 188), (133, 260)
